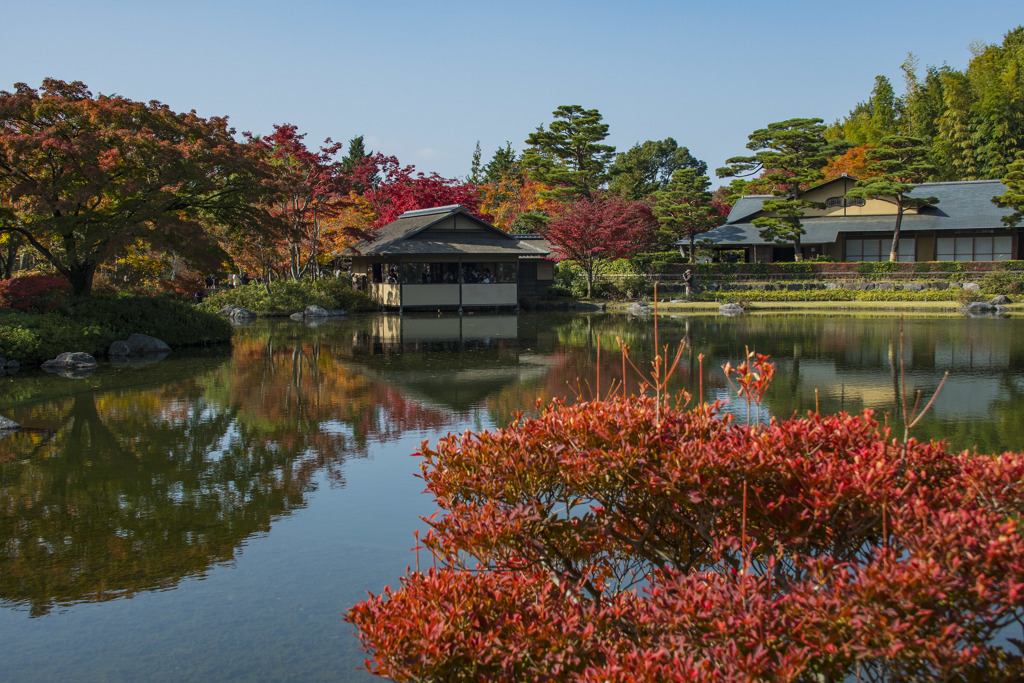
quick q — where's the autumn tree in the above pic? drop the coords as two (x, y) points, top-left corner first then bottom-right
(822, 144), (877, 181)
(0, 79), (274, 295)
(479, 174), (551, 233)
(993, 150), (1024, 227)
(522, 105), (616, 200)
(846, 135), (938, 262)
(652, 169), (727, 259)
(718, 118), (847, 260)
(360, 154), (484, 228)
(542, 194), (655, 297)
(607, 138), (706, 201)
(248, 124), (357, 280)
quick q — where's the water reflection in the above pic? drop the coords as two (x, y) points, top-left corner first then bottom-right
(0, 311), (1023, 661)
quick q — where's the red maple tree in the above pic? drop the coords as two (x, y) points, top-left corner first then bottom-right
(353, 154), (486, 228)
(542, 194), (656, 298)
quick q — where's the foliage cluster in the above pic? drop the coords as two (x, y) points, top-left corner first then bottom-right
(199, 279), (377, 316)
(348, 354), (1024, 681)
(0, 295), (230, 364)
(0, 274), (70, 312)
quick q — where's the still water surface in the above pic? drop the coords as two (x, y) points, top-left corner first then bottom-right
(1, 311), (1023, 681)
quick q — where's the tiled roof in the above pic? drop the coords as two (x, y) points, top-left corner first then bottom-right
(356, 206), (548, 257)
(699, 180), (1013, 247)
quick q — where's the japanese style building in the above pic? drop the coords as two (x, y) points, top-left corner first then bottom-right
(350, 205), (552, 311)
(698, 178), (1019, 263)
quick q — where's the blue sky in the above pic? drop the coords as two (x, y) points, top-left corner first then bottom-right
(1, 1), (1019, 187)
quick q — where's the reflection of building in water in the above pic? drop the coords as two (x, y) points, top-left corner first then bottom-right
(345, 314), (554, 411)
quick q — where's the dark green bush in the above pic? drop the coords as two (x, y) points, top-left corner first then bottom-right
(980, 271), (1024, 295)
(0, 295), (231, 364)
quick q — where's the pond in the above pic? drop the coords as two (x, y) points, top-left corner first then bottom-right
(2, 310), (1023, 681)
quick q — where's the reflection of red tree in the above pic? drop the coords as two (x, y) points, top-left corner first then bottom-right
(226, 337), (462, 449)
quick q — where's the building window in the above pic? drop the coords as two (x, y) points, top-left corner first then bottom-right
(846, 237), (915, 262)
(936, 235), (1012, 261)
(826, 197), (867, 208)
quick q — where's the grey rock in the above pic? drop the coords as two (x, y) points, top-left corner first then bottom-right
(304, 305), (330, 317)
(961, 301), (996, 317)
(326, 309), (347, 317)
(931, 282), (949, 291)
(231, 307), (256, 318)
(218, 305), (237, 316)
(877, 283), (895, 291)
(108, 340), (131, 357)
(627, 302), (653, 316)
(824, 283), (841, 290)
(5, 360), (17, 373)
(41, 352), (99, 377)
(573, 302), (606, 311)
(991, 295), (1013, 306)
(125, 333), (171, 355)
(786, 283), (804, 291)
(290, 312), (305, 321)
(42, 352), (98, 370)
(900, 282), (925, 291)
(719, 303), (745, 317)
(0, 414), (20, 431)
(962, 282), (981, 292)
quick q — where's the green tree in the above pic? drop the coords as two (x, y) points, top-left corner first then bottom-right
(901, 56), (948, 145)
(608, 138), (707, 201)
(935, 71), (981, 181)
(993, 150), (1024, 227)
(828, 75), (903, 145)
(340, 134), (376, 192)
(483, 142), (520, 184)
(846, 135), (938, 262)
(653, 169), (726, 260)
(718, 118), (847, 260)
(467, 140), (483, 185)
(0, 79), (274, 296)
(522, 105), (616, 200)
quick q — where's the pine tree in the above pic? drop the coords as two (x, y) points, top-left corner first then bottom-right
(653, 169), (726, 260)
(522, 105), (616, 200)
(846, 135), (938, 262)
(717, 118), (848, 260)
(467, 141), (483, 185)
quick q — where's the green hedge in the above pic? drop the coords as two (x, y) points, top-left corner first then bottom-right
(1, 295), (232, 365)
(705, 288), (964, 304)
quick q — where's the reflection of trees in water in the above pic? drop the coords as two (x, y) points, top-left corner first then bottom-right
(0, 327), (465, 616)
(499, 313), (1024, 452)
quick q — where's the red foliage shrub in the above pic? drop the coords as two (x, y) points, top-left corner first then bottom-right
(347, 356), (1024, 681)
(0, 274), (71, 312)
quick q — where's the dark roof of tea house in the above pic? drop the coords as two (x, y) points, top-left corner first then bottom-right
(698, 179), (1013, 247)
(357, 205), (549, 257)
